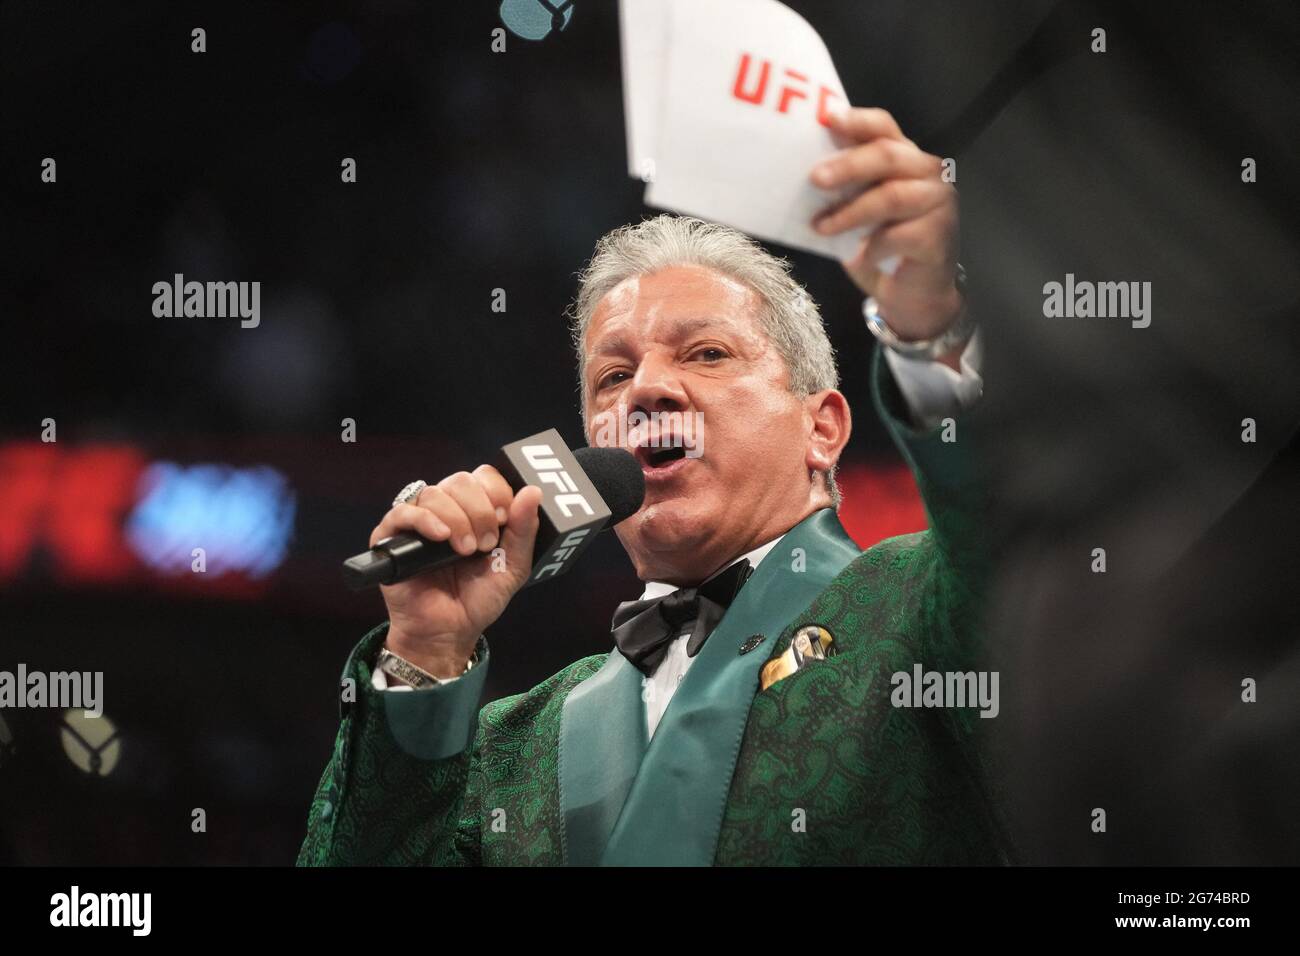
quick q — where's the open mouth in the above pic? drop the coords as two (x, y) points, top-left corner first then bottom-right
(645, 446), (687, 467)
(634, 438), (691, 474)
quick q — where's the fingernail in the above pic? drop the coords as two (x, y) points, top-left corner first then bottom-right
(478, 532), (497, 551)
(459, 534), (476, 553)
(430, 519), (449, 537)
(495, 507), (508, 524)
(811, 163), (835, 186)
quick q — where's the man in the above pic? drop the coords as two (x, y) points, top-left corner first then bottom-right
(298, 107), (1007, 865)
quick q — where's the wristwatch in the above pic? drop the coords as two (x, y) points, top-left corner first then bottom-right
(376, 645), (477, 689)
(863, 262), (976, 361)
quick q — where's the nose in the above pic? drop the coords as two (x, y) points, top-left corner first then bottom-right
(625, 351), (689, 419)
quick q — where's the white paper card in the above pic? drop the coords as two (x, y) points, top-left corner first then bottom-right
(619, 0), (863, 261)
(619, 0), (669, 184)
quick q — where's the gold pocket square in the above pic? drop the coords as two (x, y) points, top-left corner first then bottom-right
(760, 625), (836, 691)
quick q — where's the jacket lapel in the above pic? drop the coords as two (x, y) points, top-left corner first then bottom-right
(599, 508), (861, 866)
(557, 645), (648, 865)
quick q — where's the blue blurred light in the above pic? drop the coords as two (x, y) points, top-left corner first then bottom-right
(125, 463), (297, 579)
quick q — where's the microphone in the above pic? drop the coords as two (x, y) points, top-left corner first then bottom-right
(341, 428), (644, 591)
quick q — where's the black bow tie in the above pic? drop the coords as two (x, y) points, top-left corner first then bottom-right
(610, 558), (754, 677)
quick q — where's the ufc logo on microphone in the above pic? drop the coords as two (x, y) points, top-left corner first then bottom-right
(534, 527), (591, 580)
(521, 444), (595, 517)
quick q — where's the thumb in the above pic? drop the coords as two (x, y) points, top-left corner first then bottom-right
(500, 484), (543, 583)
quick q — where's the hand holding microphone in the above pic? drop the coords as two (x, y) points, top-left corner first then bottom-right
(344, 430), (644, 680)
(369, 467), (542, 680)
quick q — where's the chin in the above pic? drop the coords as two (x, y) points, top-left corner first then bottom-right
(620, 498), (714, 559)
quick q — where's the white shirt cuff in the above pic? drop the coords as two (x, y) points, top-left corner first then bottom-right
(882, 326), (984, 430)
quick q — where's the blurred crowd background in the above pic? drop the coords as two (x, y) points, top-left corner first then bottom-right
(1, 0), (1297, 865)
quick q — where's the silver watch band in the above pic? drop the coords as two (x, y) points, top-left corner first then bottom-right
(863, 263), (975, 361)
(376, 646), (476, 689)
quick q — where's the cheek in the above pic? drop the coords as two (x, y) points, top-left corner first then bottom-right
(586, 409), (612, 447)
(706, 390), (803, 470)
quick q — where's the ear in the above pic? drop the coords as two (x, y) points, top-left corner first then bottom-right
(804, 388), (851, 477)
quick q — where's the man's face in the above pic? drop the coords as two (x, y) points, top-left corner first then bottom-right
(582, 264), (835, 585)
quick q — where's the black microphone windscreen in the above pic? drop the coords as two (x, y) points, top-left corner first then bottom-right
(573, 447), (645, 525)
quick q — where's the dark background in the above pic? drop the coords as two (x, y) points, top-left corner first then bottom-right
(1, 0), (1297, 865)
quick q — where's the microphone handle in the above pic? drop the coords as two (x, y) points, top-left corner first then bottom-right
(341, 532), (464, 591)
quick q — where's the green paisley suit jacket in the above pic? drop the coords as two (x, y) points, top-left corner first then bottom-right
(298, 351), (1010, 866)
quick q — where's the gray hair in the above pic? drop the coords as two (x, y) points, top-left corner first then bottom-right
(566, 214), (842, 508)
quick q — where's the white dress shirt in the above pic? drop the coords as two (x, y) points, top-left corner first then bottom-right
(372, 335), (985, 725)
(883, 327), (984, 430)
(638, 534), (787, 738)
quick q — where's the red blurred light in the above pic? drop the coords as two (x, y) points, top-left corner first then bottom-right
(835, 460), (928, 548)
(0, 443), (147, 584)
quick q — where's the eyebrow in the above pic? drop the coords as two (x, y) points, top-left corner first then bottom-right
(588, 316), (726, 359)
